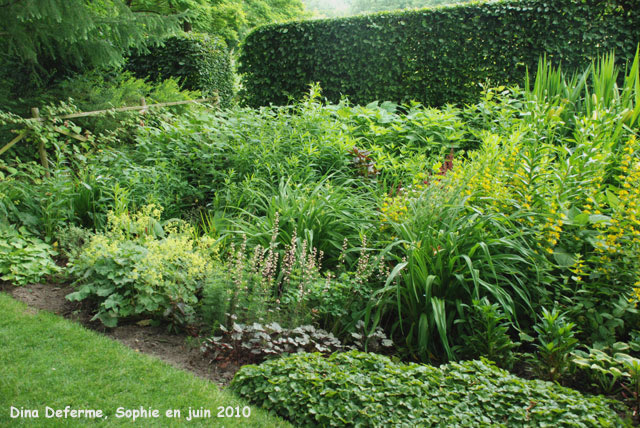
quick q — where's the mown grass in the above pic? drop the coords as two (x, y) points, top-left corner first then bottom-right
(0, 293), (290, 427)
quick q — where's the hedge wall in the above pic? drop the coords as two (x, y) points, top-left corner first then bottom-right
(127, 33), (234, 108)
(239, 0), (640, 107)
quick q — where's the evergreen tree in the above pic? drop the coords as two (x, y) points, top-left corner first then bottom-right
(0, 0), (181, 85)
(127, 0), (306, 46)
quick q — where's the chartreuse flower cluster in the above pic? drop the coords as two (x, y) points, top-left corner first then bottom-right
(380, 120), (639, 304)
(597, 136), (640, 303)
(68, 204), (219, 327)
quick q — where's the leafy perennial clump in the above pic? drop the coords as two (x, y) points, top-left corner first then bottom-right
(67, 204), (218, 327)
(0, 224), (61, 286)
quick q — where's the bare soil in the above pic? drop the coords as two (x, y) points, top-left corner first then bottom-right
(0, 281), (240, 386)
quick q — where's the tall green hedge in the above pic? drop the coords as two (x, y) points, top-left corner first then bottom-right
(127, 33), (234, 108)
(239, 0), (639, 107)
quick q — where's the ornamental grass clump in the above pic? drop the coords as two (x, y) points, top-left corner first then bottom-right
(67, 204), (218, 328)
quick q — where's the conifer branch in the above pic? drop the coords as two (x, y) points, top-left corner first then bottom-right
(0, 0), (22, 8)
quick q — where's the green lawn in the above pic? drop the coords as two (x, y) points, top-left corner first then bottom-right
(0, 293), (290, 427)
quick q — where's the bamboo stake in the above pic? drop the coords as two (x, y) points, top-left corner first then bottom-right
(27, 97), (217, 122)
(32, 107), (50, 178)
(52, 127), (88, 142)
(0, 131), (27, 156)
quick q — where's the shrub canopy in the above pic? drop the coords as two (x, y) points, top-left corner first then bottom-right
(239, 0), (639, 106)
(127, 33), (234, 107)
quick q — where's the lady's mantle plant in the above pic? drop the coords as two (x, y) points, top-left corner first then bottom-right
(67, 204), (217, 327)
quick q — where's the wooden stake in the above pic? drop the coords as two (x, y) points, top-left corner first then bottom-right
(52, 127), (88, 142)
(32, 107), (50, 178)
(0, 131), (27, 156)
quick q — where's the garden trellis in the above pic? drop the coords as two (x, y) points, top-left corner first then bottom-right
(0, 95), (219, 177)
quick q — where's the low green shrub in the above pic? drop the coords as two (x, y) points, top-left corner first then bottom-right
(127, 33), (234, 108)
(0, 224), (61, 286)
(231, 351), (624, 426)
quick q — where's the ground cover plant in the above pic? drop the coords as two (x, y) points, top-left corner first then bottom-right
(231, 351), (623, 427)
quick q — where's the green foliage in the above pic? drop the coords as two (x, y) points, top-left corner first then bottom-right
(573, 342), (633, 394)
(232, 178), (376, 268)
(232, 351), (623, 426)
(129, 0), (237, 33)
(0, 155), (105, 239)
(55, 224), (93, 260)
(0, 0), (180, 87)
(240, 0), (639, 107)
(525, 307), (579, 383)
(126, 0), (307, 46)
(370, 198), (543, 363)
(328, 99), (471, 184)
(455, 297), (519, 369)
(2, 49), (639, 396)
(0, 224), (61, 286)
(0, 113), (121, 237)
(26, 71), (201, 139)
(67, 204), (219, 328)
(524, 48), (640, 137)
(350, 0), (472, 15)
(574, 342), (640, 414)
(126, 33), (234, 108)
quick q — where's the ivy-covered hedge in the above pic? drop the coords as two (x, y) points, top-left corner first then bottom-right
(231, 351), (623, 426)
(239, 0), (639, 107)
(127, 33), (234, 108)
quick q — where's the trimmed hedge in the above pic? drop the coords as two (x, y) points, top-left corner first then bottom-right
(231, 351), (624, 426)
(239, 0), (640, 107)
(127, 33), (234, 108)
